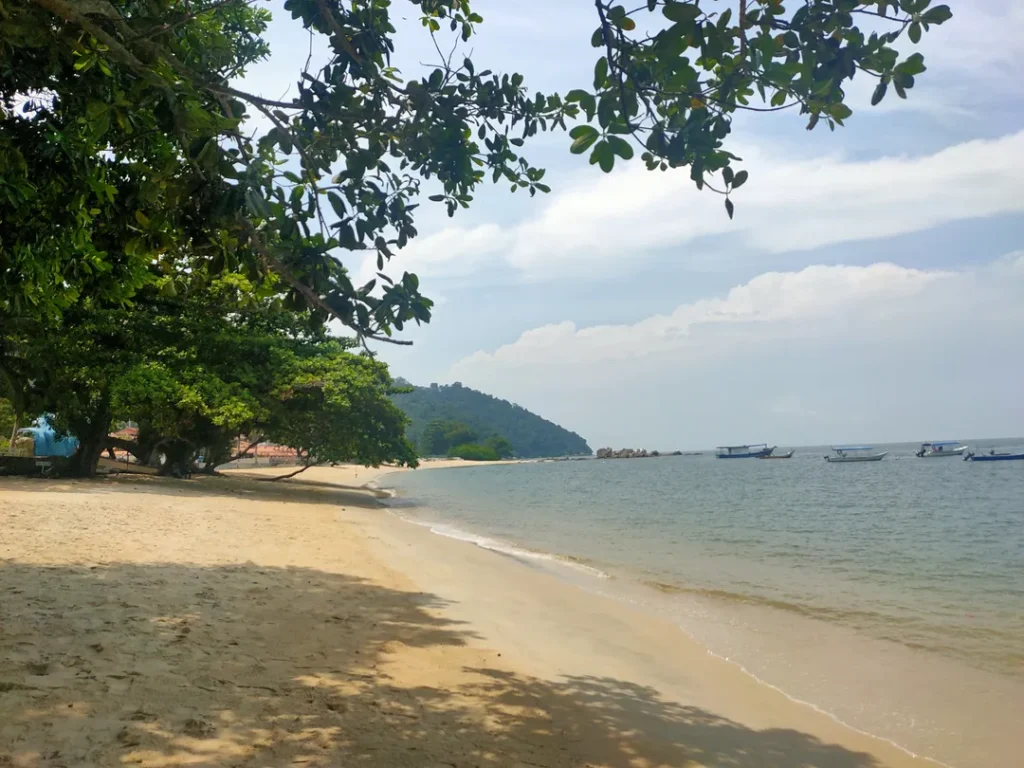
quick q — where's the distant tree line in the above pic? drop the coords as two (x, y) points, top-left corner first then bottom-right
(393, 382), (591, 459)
(420, 419), (514, 461)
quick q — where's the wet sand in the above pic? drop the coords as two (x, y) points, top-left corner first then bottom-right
(0, 466), (944, 767)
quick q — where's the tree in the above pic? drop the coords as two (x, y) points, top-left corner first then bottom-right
(1, 1), (950, 475)
(1, 0), (558, 341)
(447, 442), (499, 461)
(2, 1), (950, 336)
(2, 273), (415, 476)
(565, 1), (951, 218)
(0, 397), (16, 448)
(483, 435), (514, 460)
(419, 418), (478, 456)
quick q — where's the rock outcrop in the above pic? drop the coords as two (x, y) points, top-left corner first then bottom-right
(595, 447), (678, 459)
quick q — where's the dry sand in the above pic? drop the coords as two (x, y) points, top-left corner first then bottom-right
(0, 465), (943, 767)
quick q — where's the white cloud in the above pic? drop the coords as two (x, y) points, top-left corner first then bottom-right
(448, 256), (1024, 448)
(505, 131), (1024, 279)
(356, 224), (507, 287)
(368, 131), (1024, 284)
(454, 262), (957, 367)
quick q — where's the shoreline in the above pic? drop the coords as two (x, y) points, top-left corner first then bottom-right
(281, 464), (951, 767)
(1, 467), (949, 767)
(372, 465), (961, 768)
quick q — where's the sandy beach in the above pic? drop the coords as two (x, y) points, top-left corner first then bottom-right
(0, 465), (944, 767)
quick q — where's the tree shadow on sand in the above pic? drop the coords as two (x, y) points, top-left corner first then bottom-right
(0, 560), (882, 768)
(3, 471), (391, 511)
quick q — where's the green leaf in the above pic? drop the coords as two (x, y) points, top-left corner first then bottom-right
(620, 17), (636, 31)
(871, 81), (888, 106)
(570, 130), (600, 155)
(663, 2), (701, 24)
(829, 103), (853, 121)
(896, 53), (926, 76)
(722, 166), (734, 185)
(580, 92), (597, 120)
(732, 170), (748, 189)
(134, 211), (150, 228)
(591, 140), (615, 173)
(922, 5), (952, 24)
(607, 135), (634, 160)
(594, 57), (609, 89)
(245, 189), (270, 218)
(908, 21), (921, 43)
(597, 95), (615, 128)
(327, 192), (346, 218)
(725, 198), (734, 220)
(428, 194), (446, 202)
(569, 124), (600, 140)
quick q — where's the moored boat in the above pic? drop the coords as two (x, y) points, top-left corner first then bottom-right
(824, 446), (888, 463)
(964, 450), (1024, 462)
(915, 441), (967, 458)
(716, 444), (775, 459)
(759, 449), (795, 459)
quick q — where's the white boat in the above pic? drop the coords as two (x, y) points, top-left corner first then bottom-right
(824, 446), (888, 463)
(915, 441), (967, 458)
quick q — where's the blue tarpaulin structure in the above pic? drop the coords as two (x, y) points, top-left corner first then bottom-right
(17, 417), (79, 458)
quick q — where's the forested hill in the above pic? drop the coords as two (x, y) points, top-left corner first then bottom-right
(393, 382), (592, 458)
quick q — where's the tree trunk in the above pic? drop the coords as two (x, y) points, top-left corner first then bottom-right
(157, 439), (194, 478)
(102, 436), (147, 463)
(67, 398), (111, 478)
(69, 437), (105, 477)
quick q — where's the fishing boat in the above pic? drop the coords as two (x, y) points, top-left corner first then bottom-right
(824, 446), (888, 463)
(715, 444), (775, 459)
(915, 441), (968, 458)
(759, 449), (795, 459)
(964, 449), (1024, 462)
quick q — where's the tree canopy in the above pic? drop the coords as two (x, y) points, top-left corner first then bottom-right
(1, 0), (950, 330)
(2, 273), (416, 475)
(0, 1), (949, 474)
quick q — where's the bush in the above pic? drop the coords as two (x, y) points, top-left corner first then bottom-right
(447, 443), (500, 461)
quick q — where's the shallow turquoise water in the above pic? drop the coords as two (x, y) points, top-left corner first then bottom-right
(384, 441), (1024, 767)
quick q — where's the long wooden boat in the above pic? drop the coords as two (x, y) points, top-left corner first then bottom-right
(824, 446), (888, 463)
(759, 450), (795, 459)
(964, 450), (1024, 462)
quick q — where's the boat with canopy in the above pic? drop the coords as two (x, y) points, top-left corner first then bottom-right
(915, 441), (967, 458)
(715, 444), (775, 459)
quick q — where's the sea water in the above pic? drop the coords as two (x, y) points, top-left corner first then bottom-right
(383, 441), (1024, 768)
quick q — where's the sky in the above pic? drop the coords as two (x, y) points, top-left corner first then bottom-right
(242, 1), (1024, 450)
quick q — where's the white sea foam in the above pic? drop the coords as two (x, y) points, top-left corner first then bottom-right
(396, 514), (610, 580)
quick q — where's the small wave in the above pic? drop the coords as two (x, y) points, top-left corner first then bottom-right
(640, 581), (920, 627)
(402, 518), (610, 580)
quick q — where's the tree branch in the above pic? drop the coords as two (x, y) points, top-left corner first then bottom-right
(594, 0), (634, 128)
(258, 455), (326, 481)
(315, 0), (363, 65)
(229, 434), (265, 462)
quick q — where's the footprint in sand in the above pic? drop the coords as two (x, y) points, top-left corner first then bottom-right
(182, 717), (216, 739)
(24, 661), (50, 676)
